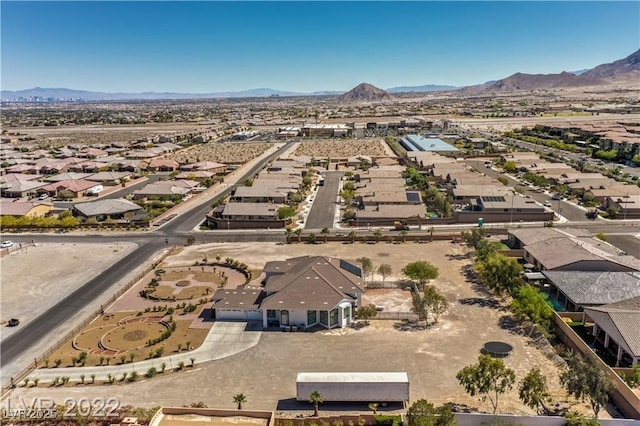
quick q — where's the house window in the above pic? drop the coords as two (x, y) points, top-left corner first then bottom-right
(307, 310), (317, 325)
(267, 310), (276, 318)
(320, 310), (328, 325)
(330, 308), (338, 326)
(281, 310), (289, 326)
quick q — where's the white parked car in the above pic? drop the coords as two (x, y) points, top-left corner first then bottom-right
(38, 194), (49, 200)
(1, 241), (14, 248)
(543, 201), (552, 207)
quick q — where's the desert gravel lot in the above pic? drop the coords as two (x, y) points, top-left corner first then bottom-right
(7, 240), (591, 417)
(0, 242), (136, 340)
(293, 139), (393, 158)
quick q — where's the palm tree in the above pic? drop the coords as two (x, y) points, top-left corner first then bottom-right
(348, 230), (357, 243)
(428, 226), (435, 242)
(294, 228), (303, 243)
(400, 229), (408, 243)
(233, 393), (247, 410)
(373, 229), (382, 243)
(285, 228), (293, 244)
(309, 391), (324, 417)
(321, 227), (330, 243)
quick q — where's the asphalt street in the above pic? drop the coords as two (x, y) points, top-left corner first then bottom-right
(304, 171), (344, 230)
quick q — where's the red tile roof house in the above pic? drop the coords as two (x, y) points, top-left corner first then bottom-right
(38, 179), (104, 198)
(147, 159), (179, 172)
(212, 256), (365, 330)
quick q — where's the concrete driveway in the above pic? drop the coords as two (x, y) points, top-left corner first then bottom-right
(22, 321), (261, 383)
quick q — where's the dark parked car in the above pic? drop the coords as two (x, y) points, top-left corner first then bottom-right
(8, 318), (20, 327)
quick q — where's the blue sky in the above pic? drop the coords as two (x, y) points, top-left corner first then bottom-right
(1, 1), (638, 92)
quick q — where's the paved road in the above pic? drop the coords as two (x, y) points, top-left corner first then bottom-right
(304, 171), (343, 230)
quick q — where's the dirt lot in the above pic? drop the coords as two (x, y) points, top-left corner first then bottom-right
(168, 142), (274, 164)
(293, 139), (393, 158)
(0, 242), (136, 339)
(7, 123), (203, 147)
(9, 240), (594, 417)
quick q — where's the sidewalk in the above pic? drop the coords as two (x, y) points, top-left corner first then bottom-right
(21, 321), (261, 384)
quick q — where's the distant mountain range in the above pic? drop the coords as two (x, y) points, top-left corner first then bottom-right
(461, 49), (640, 94)
(2, 49), (638, 101)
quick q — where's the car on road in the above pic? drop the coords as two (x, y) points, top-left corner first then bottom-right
(1, 241), (14, 248)
(543, 201), (552, 207)
(8, 318), (20, 327)
(38, 194), (49, 200)
(552, 193), (562, 200)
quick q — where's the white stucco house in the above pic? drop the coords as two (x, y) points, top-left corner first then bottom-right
(211, 256), (365, 330)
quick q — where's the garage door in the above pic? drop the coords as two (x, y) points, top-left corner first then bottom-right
(216, 310), (247, 321)
(246, 310), (262, 320)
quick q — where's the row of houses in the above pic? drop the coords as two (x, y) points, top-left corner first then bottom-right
(504, 152), (640, 218)
(415, 151), (553, 224)
(507, 228), (640, 367)
(206, 158), (312, 229)
(349, 166), (427, 226)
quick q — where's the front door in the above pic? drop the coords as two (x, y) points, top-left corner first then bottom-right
(280, 310), (289, 326)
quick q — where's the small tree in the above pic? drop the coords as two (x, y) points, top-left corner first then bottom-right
(321, 227), (330, 243)
(595, 232), (607, 242)
(348, 230), (357, 243)
(400, 229), (408, 243)
(377, 264), (392, 284)
(129, 353), (135, 363)
(356, 304), (378, 324)
(90, 374), (95, 384)
(80, 374), (85, 384)
(456, 354), (516, 414)
(233, 393), (247, 410)
(403, 261), (439, 288)
(33, 378), (39, 387)
(309, 391), (324, 417)
(54, 359), (62, 368)
(373, 229), (382, 243)
(560, 353), (614, 418)
(160, 362), (166, 373)
(407, 399), (455, 426)
(129, 371), (138, 382)
(357, 257), (373, 284)
(368, 402), (379, 415)
(190, 357), (196, 367)
(518, 367), (550, 415)
(295, 228), (303, 243)
(308, 233), (317, 244)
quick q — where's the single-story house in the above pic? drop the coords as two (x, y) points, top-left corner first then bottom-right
(179, 161), (227, 174)
(0, 200), (54, 217)
(542, 271), (640, 311)
(584, 296), (640, 366)
(212, 256), (364, 330)
(523, 237), (640, 272)
(131, 183), (191, 200)
(85, 171), (132, 186)
(0, 180), (48, 198)
(147, 159), (179, 172)
(38, 179), (104, 198)
(73, 198), (143, 221)
(206, 202), (286, 229)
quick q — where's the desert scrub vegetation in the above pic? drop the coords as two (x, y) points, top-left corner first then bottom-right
(294, 139), (389, 158)
(169, 142), (273, 164)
